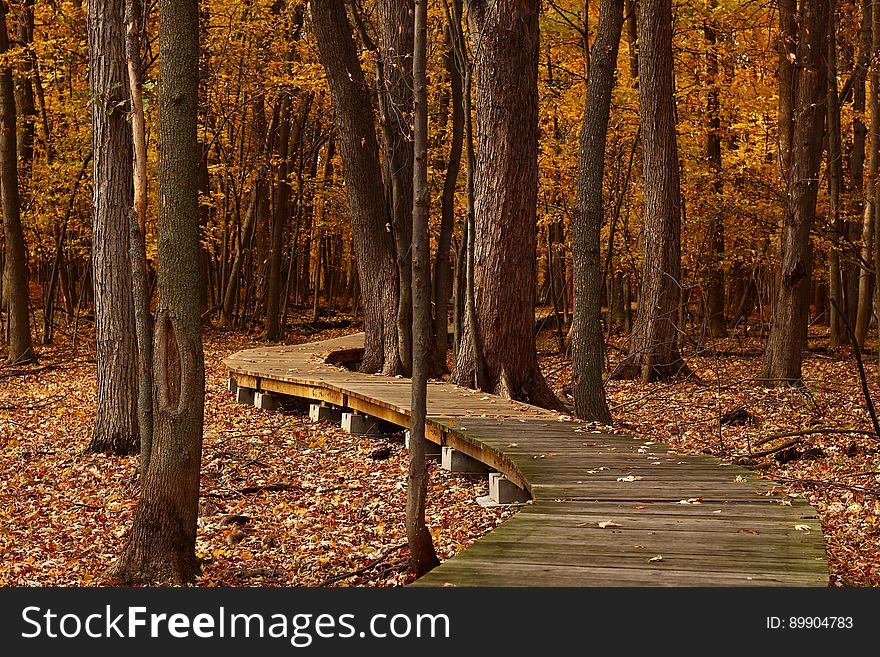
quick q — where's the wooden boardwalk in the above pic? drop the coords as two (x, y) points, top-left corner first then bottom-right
(224, 333), (829, 586)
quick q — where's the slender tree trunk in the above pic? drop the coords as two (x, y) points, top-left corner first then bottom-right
(378, 0), (415, 375)
(125, 0), (154, 472)
(705, 2), (726, 338)
(615, 0), (690, 382)
(433, 14), (463, 374)
(571, 0), (622, 423)
(109, 0), (205, 585)
(849, 0), (872, 328)
(14, 0), (36, 172)
(0, 5), (34, 366)
(264, 96), (292, 341)
(312, 0), (402, 375)
(86, 0), (138, 453)
(408, 0), (440, 577)
(828, 1), (845, 347)
(858, 0), (880, 346)
(761, 0), (829, 383)
(451, 0), (562, 410)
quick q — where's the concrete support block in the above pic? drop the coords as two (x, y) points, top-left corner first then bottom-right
(489, 472), (530, 504)
(404, 430), (441, 460)
(441, 446), (491, 474)
(254, 391), (280, 411)
(235, 387), (255, 405)
(342, 412), (384, 436)
(309, 403), (343, 423)
(228, 374), (238, 394)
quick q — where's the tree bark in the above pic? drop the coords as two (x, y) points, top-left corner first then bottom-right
(408, 0), (440, 577)
(848, 0), (872, 328)
(614, 0), (690, 382)
(14, 0), (36, 172)
(378, 0), (415, 375)
(828, 0), (845, 347)
(312, 0), (402, 375)
(125, 0), (154, 472)
(761, 0), (829, 384)
(433, 11), (463, 375)
(108, 0), (205, 585)
(450, 0), (562, 410)
(0, 4), (35, 366)
(86, 0), (139, 454)
(570, 0), (622, 423)
(704, 1), (726, 338)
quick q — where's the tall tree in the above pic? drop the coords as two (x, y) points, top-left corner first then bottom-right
(125, 0), (154, 471)
(0, 2), (35, 366)
(86, 0), (139, 455)
(451, 0), (563, 410)
(312, 0), (403, 375)
(827, 0), (844, 347)
(378, 0), (415, 374)
(615, 0), (690, 382)
(761, 0), (829, 383)
(848, 0), (872, 328)
(109, 0), (205, 584)
(704, 0), (726, 338)
(407, 0), (440, 577)
(570, 0), (623, 423)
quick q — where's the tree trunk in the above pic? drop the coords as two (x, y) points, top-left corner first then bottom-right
(312, 0), (402, 375)
(378, 0), (414, 375)
(828, 0), (845, 347)
(761, 0), (829, 384)
(615, 0), (690, 382)
(125, 0), (154, 472)
(108, 0), (205, 585)
(408, 0), (440, 577)
(433, 12), (463, 375)
(86, 0), (139, 454)
(858, 0), (880, 346)
(705, 2), (726, 338)
(450, 0), (562, 410)
(14, 0), (36, 172)
(0, 5), (35, 366)
(848, 0), (872, 328)
(263, 95), (292, 341)
(570, 0), (622, 423)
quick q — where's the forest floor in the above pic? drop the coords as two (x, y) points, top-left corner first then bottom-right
(0, 314), (513, 587)
(2, 311), (878, 586)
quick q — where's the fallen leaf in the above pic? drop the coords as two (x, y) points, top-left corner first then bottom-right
(598, 520), (622, 529)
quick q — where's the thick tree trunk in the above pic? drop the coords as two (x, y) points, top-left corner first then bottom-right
(86, 0), (139, 454)
(378, 0), (414, 375)
(615, 0), (690, 382)
(108, 0), (205, 585)
(312, 0), (402, 375)
(451, 0), (562, 410)
(408, 0), (440, 577)
(761, 0), (829, 384)
(570, 0), (622, 423)
(0, 5), (35, 366)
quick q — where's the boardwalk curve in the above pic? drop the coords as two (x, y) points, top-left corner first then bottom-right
(224, 333), (828, 586)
